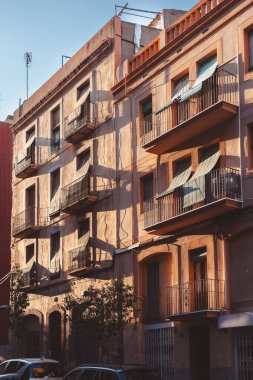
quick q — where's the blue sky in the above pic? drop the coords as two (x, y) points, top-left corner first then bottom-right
(0, 0), (196, 120)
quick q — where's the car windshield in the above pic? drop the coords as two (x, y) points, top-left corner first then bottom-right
(123, 369), (161, 380)
(30, 363), (63, 378)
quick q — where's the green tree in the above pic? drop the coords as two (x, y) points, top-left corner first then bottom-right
(63, 278), (138, 363)
(10, 265), (30, 355)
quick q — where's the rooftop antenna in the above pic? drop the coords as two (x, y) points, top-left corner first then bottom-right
(62, 55), (71, 67)
(24, 52), (32, 99)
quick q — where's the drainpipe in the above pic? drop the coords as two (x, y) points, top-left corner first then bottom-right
(236, 53), (243, 205)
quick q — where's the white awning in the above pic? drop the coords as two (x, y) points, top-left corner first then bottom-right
(180, 56), (217, 102)
(157, 157), (192, 198)
(183, 144), (220, 208)
(219, 313), (253, 328)
(156, 75), (189, 115)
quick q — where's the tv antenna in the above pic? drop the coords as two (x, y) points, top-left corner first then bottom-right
(24, 52), (32, 99)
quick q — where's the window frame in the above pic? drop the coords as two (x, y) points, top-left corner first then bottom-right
(51, 106), (61, 154)
(76, 149), (90, 172)
(140, 172), (154, 214)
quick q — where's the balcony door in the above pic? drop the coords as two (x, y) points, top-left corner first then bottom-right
(26, 185), (35, 225)
(147, 262), (160, 321)
(189, 248), (207, 311)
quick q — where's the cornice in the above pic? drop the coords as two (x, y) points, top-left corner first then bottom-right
(12, 38), (113, 133)
(111, 0), (245, 96)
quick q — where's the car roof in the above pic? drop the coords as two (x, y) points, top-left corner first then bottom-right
(3, 359), (60, 364)
(77, 364), (151, 372)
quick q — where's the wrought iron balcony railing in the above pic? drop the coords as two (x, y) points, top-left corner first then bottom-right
(68, 241), (92, 273)
(21, 264), (37, 288)
(12, 208), (45, 237)
(15, 153), (36, 176)
(144, 167), (241, 229)
(61, 173), (97, 213)
(141, 69), (238, 147)
(64, 102), (95, 142)
(167, 278), (225, 316)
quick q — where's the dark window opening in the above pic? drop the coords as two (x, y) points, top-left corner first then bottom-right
(77, 149), (90, 171)
(142, 173), (154, 202)
(51, 107), (60, 154)
(26, 244), (34, 263)
(77, 80), (90, 101)
(50, 168), (60, 200)
(78, 219), (90, 241)
(141, 97), (152, 135)
(26, 126), (35, 142)
(249, 30), (253, 71)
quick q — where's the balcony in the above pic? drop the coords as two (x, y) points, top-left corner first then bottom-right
(141, 69), (238, 154)
(20, 263), (37, 290)
(166, 0), (225, 45)
(12, 208), (45, 238)
(61, 173), (97, 214)
(15, 145), (40, 179)
(68, 240), (93, 277)
(167, 278), (225, 320)
(144, 167), (241, 234)
(64, 102), (95, 144)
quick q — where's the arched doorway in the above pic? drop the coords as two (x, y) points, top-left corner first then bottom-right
(49, 311), (61, 361)
(23, 314), (41, 357)
(72, 306), (99, 364)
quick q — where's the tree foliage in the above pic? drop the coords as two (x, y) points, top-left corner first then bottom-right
(63, 278), (138, 341)
(9, 265), (30, 341)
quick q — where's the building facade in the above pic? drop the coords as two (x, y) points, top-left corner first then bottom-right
(7, 0), (253, 379)
(112, 0), (253, 380)
(10, 17), (161, 365)
(0, 119), (12, 353)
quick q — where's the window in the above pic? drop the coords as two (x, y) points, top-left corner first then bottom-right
(77, 80), (90, 101)
(142, 97), (152, 119)
(79, 370), (98, 380)
(249, 30), (253, 71)
(51, 107), (60, 154)
(63, 369), (83, 380)
(247, 123), (253, 168)
(99, 371), (118, 380)
(26, 244), (34, 263)
(141, 97), (152, 135)
(78, 218), (90, 241)
(77, 149), (90, 171)
(50, 168), (60, 201)
(180, 55), (217, 102)
(172, 74), (189, 100)
(183, 144), (220, 208)
(26, 126), (35, 142)
(50, 231), (60, 279)
(141, 173), (154, 212)
(5, 361), (26, 374)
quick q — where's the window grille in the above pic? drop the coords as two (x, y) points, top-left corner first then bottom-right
(236, 328), (253, 380)
(144, 324), (174, 380)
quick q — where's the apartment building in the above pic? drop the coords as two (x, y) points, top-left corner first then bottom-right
(112, 0), (253, 379)
(0, 119), (12, 352)
(10, 16), (164, 364)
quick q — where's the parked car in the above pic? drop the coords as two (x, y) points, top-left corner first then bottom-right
(0, 358), (63, 380)
(63, 364), (161, 380)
